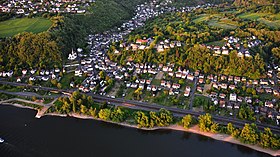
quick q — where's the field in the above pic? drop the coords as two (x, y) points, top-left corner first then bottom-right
(193, 14), (239, 30)
(0, 17), (52, 38)
(238, 12), (280, 29)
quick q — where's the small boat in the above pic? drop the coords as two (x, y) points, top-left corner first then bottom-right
(0, 138), (4, 143)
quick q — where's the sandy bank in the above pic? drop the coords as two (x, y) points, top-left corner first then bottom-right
(1, 103), (279, 156)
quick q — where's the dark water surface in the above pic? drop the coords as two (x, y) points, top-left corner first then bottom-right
(0, 105), (272, 157)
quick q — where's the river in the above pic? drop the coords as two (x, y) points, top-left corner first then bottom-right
(0, 105), (271, 157)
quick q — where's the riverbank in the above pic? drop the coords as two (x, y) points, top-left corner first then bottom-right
(49, 112), (280, 157)
(1, 102), (279, 156)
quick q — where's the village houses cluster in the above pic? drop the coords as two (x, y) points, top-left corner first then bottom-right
(70, 1), (213, 94)
(0, 68), (62, 83)
(204, 35), (261, 57)
(65, 0), (280, 124)
(0, 0), (95, 15)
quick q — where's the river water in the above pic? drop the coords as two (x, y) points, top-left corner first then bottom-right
(0, 105), (271, 157)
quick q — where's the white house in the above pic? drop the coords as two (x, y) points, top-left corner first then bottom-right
(230, 93), (237, 102)
(68, 49), (77, 60)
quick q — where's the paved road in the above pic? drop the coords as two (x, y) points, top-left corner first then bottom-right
(188, 77), (198, 110)
(0, 80), (279, 134)
(88, 94), (280, 134)
(0, 90), (60, 99)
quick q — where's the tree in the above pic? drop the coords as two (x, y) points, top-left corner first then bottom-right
(227, 123), (235, 135)
(259, 128), (272, 148)
(110, 107), (126, 122)
(57, 83), (62, 89)
(198, 113), (214, 132)
(133, 88), (143, 100)
(99, 70), (106, 79)
(182, 114), (192, 128)
(210, 123), (219, 133)
(89, 107), (97, 118)
(260, 128), (280, 149)
(98, 108), (111, 120)
(135, 111), (150, 128)
(240, 123), (259, 144)
(80, 105), (87, 114)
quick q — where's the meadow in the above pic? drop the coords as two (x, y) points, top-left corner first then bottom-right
(0, 17), (51, 38)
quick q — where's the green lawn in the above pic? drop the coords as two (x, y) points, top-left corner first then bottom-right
(208, 19), (237, 30)
(0, 17), (52, 38)
(206, 40), (226, 47)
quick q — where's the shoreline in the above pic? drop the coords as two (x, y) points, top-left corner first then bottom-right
(1, 103), (279, 156)
(47, 112), (280, 156)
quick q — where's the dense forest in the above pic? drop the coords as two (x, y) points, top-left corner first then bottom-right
(0, 32), (62, 71)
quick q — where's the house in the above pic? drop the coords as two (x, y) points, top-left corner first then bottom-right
(227, 103), (233, 109)
(172, 83), (180, 89)
(169, 89), (174, 95)
(197, 86), (203, 93)
(220, 75), (227, 81)
(75, 69), (82, 77)
(68, 49), (77, 60)
(229, 85), (235, 90)
(139, 84), (144, 89)
(161, 80), (166, 86)
(222, 49), (229, 55)
(212, 83), (219, 89)
(245, 97), (252, 104)
(175, 72), (182, 78)
(229, 93), (237, 102)
(219, 100), (226, 108)
(147, 85), (152, 91)
(55, 68), (60, 73)
(168, 72), (174, 77)
(182, 73), (187, 79)
(42, 76), (49, 81)
(220, 83), (228, 89)
(16, 77), (21, 82)
(136, 39), (148, 44)
(185, 86), (191, 92)
(29, 76), (36, 81)
(157, 45), (164, 52)
(253, 80), (259, 85)
(228, 76), (234, 82)
(70, 82), (75, 88)
(265, 101), (274, 108)
(166, 82), (172, 88)
(51, 74), (56, 79)
(198, 78), (204, 84)
(151, 85), (157, 92)
(219, 93), (226, 99)
(131, 83), (138, 88)
(234, 76), (241, 82)
(210, 92), (217, 97)
(162, 66), (168, 72)
(187, 74), (194, 81)
(126, 82), (131, 88)
(7, 70), (13, 77)
(273, 90), (279, 96)
(22, 69), (28, 75)
(260, 80), (269, 85)
(234, 103), (240, 109)
(184, 90), (190, 97)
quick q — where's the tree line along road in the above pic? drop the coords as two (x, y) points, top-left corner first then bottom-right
(0, 79), (279, 135)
